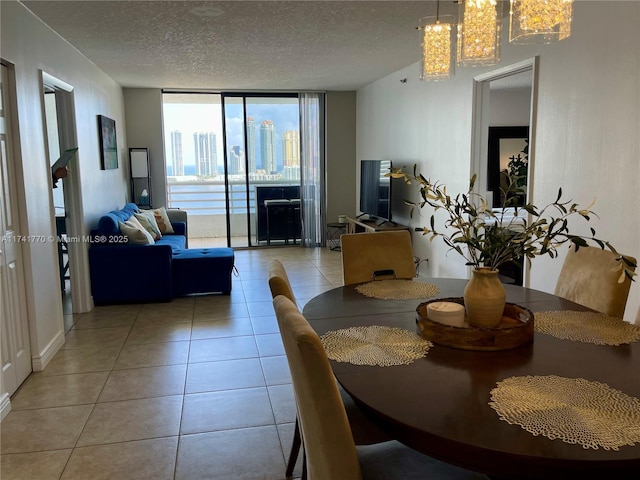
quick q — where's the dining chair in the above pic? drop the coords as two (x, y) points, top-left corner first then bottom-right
(554, 245), (637, 318)
(341, 230), (416, 285)
(267, 259), (390, 479)
(273, 294), (489, 480)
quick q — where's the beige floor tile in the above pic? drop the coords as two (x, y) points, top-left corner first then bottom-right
(126, 322), (192, 345)
(0, 405), (93, 454)
(10, 372), (109, 410)
(294, 284), (336, 299)
(180, 388), (274, 434)
(71, 314), (136, 330)
(260, 355), (292, 386)
(190, 316), (254, 340)
(40, 347), (121, 376)
(1, 449), (72, 480)
(185, 358), (265, 394)
(77, 395), (182, 447)
(176, 426), (286, 480)
(268, 384), (297, 424)
(113, 341), (190, 370)
(277, 422), (304, 479)
(61, 437), (178, 480)
(250, 314), (280, 335)
(193, 300), (250, 320)
(245, 300), (273, 318)
(98, 364), (187, 402)
(188, 336), (258, 363)
(194, 288), (246, 304)
(255, 333), (285, 357)
(62, 327), (130, 350)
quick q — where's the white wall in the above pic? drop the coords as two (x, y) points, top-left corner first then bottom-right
(1, 0), (128, 366)
(490, 88), (531, 126)
(357, 1), (640, 321)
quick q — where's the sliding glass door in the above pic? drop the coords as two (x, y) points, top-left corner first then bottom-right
(223, 94), (300, 248)
(163, 92), (304, 248)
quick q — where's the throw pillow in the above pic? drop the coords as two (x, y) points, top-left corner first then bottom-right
(119, 220), (155, 245)
(134, 211), (162, 240)
(152, 206), (175, 234)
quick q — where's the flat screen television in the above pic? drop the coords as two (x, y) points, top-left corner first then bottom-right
(359, 160), (392, 223)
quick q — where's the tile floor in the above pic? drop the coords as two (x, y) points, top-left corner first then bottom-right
(1, 246), (343, 480)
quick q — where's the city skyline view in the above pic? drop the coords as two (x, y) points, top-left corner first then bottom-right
(163, 94), (300, 179)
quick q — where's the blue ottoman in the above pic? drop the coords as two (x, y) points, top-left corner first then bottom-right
(172, 248), (234, 296)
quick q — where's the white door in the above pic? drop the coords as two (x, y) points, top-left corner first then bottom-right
(0, 63), (31, 405)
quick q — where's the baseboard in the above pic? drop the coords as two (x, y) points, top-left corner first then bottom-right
(31, 329), (65, 372)
(1, 392), (11, 421)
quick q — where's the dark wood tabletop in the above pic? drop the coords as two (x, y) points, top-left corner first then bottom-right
(302, 279), (640, 480)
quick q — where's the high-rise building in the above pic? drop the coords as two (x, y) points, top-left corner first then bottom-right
(193, 132), (217, 177)
(260, 120), (277, 174)
(282, 130), (299, 168)
(170, 130), (184, 176)
(228, 145), (245, 175)
(246, 117), (256, 173)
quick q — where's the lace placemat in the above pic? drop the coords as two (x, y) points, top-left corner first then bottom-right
(534, 310), (640, 345)
(320, 325), (432, 366)
(490, 375), (640, 450)
(355, 279), (440, 300)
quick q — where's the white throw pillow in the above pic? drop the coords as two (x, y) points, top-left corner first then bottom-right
(119, 219), (155, 245)
(152, 206), (175, 234)
(134, 211), (162, 240)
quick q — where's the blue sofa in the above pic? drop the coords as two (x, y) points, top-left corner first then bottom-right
(89, 203), (234, 305)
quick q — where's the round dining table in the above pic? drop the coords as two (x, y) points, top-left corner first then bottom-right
(302, 278), (640, 480)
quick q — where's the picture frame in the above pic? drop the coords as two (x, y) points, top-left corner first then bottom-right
(98, 114), (118, 170)
(487, 126), (529, 208)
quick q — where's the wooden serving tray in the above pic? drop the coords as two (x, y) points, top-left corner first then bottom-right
(416, 297), (534, 351)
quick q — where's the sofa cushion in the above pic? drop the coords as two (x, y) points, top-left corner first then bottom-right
(97, 202), (140, 237)
(120, 219), (155, 245)
(152, 207), (175, 234)
(156, 234), (186, 253)
(134, 211), (162, 240)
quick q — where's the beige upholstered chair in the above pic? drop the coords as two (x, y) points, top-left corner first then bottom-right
(268, 259), (297, 306)
(267, 259), (389, 479)
(554, 246), (637, 318)
(341, 230), (415, 285)
(273, 295), (488, 480)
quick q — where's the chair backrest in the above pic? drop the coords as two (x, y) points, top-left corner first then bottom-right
(268, 259), (297, 305)
(554, 246), (637, 318)
(341, 230), (415, 285)
(273, 295), (362, 480)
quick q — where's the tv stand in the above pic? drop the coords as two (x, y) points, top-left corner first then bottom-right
(346, 216), (409, 234)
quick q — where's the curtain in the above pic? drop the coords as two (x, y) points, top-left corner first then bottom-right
(299, 93), (325, 247)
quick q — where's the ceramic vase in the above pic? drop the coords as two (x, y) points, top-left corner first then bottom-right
(463, 267), (506, 328)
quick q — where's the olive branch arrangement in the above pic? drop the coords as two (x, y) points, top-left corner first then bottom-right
(387, 165), (636, 282)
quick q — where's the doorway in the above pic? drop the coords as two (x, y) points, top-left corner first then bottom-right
(41, 72), (90, 316)
(471, 57), (538, 285)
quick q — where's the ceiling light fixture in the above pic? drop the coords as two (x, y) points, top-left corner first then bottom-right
(418, 1), (456, 81)
(509, 0), (573, 44)
(457, 0), (501, 67)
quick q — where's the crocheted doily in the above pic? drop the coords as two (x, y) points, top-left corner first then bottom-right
(490, 375), (640, 450)
(534, 310), (640, 345)
(355, 279), (440, 300)
(320, 325), (432, 366)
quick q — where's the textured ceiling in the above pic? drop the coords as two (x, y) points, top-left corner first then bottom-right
(21, 1), (464, 91)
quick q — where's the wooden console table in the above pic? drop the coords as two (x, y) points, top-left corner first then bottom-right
(346, 216), (410, 234)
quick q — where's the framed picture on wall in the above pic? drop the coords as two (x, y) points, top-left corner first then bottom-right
(98, 114), (118, 170)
